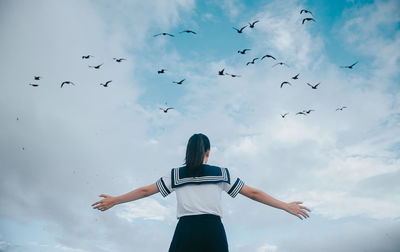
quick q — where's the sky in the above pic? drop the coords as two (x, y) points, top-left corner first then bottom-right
(0, 0), (399, 251)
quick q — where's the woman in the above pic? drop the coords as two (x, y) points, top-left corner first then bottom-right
(91, 133), (311, 251)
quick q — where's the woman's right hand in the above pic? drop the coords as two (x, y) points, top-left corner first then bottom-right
(91, 194), (118, 212)
(285, 201), (311, 220)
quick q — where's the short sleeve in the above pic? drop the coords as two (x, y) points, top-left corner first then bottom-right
(156, 174), (174, 197)
(223, 169), (245, 198)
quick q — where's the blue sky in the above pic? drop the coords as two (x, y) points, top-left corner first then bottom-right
(1, 0), (399, 251)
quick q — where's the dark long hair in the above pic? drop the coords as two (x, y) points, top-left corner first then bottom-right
(184, 133), (210, 176)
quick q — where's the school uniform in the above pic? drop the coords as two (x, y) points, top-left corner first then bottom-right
(156, 164), (245, 252)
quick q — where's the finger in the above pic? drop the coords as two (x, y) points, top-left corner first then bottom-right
(91, 201), (102, 207)
(301, 210), (310, 218)
(301, 206), (312, 212)
(296, 214), (303, 220)
(295, 201), (303, 205)
(99, 194), (108, 198)
(299, 211), (309, 219)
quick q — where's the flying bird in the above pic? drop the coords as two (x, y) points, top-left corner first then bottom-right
(292, 73), (300, 80)
(280, 81), (292, 88)
(61, 81), (75, 88)
(179, 30), (196, 34)
(246, 58), (259, 65)
(34, 76), (42, 80)
(336, 106), (347, 111)
(238, 49), (251, 54)
(153, 32), (174, 37)
(300, 9), (313, 16)
(302, 17), (316, 24)
(230, 74), (241, 78)
(304, 109), (314, 114)
(218, 69), (225, 76)
(307, 82), (320, 89)
(248, 20), (259, 28)
(113, 58), (126, 62)
(160, 107), (174, 113)
(296, 111), (307, 115)
(100, 80), (112, 87)
(272, 62), (288, 67)
(29, 83), (39, 87)
(89, 64), (103, 69)
(281, 113), (289, 118)
(82, 55), (94, 59)
(158, 69), (166, 74)
(261, 54), (276, 60)
(340, 61), (358, 69)
(173, 79), (185, 85)
(233, 25), (247, 33)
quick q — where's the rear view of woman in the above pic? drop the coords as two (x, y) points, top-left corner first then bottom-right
(91, 133), (311, 251)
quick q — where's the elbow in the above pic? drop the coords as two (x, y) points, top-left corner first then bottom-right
(140, 187), (151, 197)
(249, 189), (261, 200)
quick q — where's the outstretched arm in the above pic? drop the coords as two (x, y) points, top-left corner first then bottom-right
(239, 184), (311, 220)
(91, 183), (159, 211)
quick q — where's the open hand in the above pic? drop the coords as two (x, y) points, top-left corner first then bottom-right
(91, 194), (117, 211)
(285, 201), (311, 220)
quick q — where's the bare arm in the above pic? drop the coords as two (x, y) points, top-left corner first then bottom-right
(91, 183), (159, 211)
(239, 184), (311, 220)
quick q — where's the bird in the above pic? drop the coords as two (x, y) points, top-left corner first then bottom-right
(61, 81), (75, 88)
(280, 81), (291, 88)
(272, 62), (288, 67)
(261, 54), (276, 60)
(34, 76), (42, 80)
(89, 64), (103, 69)
(113, 58), (126, 62)
(307, 82), (320, 89)
(82, 55), (94, 59)
(248, 20), (259, 28)
(302, 17), (316, 24)
(296, 111), (307, 115)
(29, 83), (39, 87)
(238, 49), (251, 54)
(304, 109), (314, 114)
(300, 9), (313, 16)
(292, 73), (300, 80)
(336, 106), (347, 111)
(233, 25), (247, 33)
(160, 107), (174, 113)
(100, 80), (112, 87)
(246, 58), (259, 65)
(158, 69), (166, 74)
(16, 117), (19, 121)
(22, 147), (25, 150)
(153, 32), (174, 37)
(230, 74), (241, 78)
(218, 69), (225, 76)
(179, 30), (196, 34)
(340, 61), (358, 69)
(173, 79), (185, 85)
(281, 113), (289, 118)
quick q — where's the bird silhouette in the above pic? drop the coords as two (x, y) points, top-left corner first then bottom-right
(179, 30), (196, 34)
(160, 107), (174, 113)
(233, 25), (247, 33)
(303, 109), (314, 114)
(296, 111), (307, 115)
(238, 49), (251, 54)
(153, 32), (174, 37)
(302, 18), (316, 24)
(218, 69), (226, 76)
(230, 74), (241, 78)
(100, 80), (112, 87)
(340, 61), (358, 69)
(281, 113), (289, 118)
(173, 79), (185, 85)
(248, 20), (259, 28)
(261, 54), (276, 60)
(292, 73), (300, 80)
(82, 55), (94, 59)
(246, 58), (259, 65)
(89, 64), (103, 69)
(307, 82), (320, 89)
(158, 69), (166, 74)
(34, 76), (42, 80)
(336, 106), (347, 111)
(272, 62), (288, 67)
(29, 83), (39, 87)
(300, 9), (313, 16)
(61, 81), (75, 88)
(280, 81), (292, 88)
(113, 58), (126, 62)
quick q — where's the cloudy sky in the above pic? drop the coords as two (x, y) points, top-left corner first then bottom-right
(1, 0), (399, 251)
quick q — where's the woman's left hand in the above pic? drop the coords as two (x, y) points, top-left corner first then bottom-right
(91, 194), (118, 211)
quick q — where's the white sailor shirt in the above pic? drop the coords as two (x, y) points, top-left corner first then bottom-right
(156, 164), (245, 218)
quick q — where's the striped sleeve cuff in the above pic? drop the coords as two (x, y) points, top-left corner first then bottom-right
(227, 178), (244, 198)
(156, 178), (171, 197)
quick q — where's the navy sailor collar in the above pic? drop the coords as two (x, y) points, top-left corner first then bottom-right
(171, 164), (231, 188)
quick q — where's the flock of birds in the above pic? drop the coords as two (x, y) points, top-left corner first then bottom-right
(27, 8), (358, 118)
